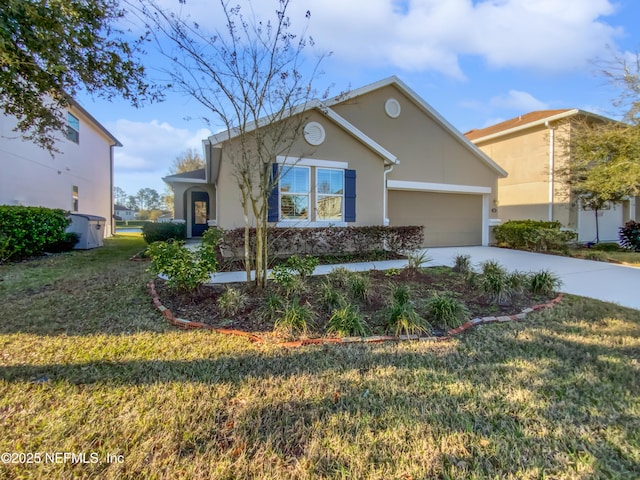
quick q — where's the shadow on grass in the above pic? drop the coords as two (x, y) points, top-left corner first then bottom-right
(1, 296), (639, 477)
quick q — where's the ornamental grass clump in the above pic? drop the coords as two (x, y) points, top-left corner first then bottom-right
(425, 292), (469, 330)
(528, 270), (562, 296)
(274, 298), (315, 336)
(386, 284), (430, 337)
(452, 254), (472, 274)
(479, 260), (512, 304)
(326, 304), (368, 337)
(319, 280), (345, 313)
(217, 287), (248, 317)
(348, 273), (372, 303)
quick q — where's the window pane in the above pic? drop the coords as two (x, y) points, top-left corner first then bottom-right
(67, 113), (79, 130)
(281, 194), (309, 219)
(317, 196), (342, 220)
(317, 169), (343, 194)
(66, 113), (79, 143)
(280, 166), (309, 193)
(194, 201), (207, 224)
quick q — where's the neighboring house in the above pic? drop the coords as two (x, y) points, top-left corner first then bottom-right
(465, 110), (638, 243)
(164, 76), (507, 247)
(0, 99), (121, 237)
(114, 204), (137, 221)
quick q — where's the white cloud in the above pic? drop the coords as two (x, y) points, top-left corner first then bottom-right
(490, 90), (549, 111)
(109, 119), (210, 194)
(151, 0), (622, 78)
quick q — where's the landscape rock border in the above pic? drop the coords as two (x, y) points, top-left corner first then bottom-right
(148, 280), (563, 348)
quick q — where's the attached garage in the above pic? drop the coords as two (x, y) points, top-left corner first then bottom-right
(387, 181), (492, 247)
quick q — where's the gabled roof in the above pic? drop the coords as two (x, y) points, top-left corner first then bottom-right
(465, 109), (614, 143)
(163, 168), (207, 184)
(206, 99), (398, 165)
(327, 76), (507, 177)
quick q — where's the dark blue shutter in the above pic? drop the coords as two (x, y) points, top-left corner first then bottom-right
(344, 169), (356, 222)
(267, 163), (279, 222)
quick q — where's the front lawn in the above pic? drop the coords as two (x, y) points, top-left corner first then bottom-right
(1, 236), (639, 479)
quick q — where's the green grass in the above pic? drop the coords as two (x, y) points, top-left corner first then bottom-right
(568, 248), (640, 265)
(0, 237), (639, 479)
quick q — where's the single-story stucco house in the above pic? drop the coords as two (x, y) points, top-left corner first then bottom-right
(164, 76), (507, 247)
(465, 110), (638, 243)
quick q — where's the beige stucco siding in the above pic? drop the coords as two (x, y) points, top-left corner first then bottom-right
(215, 109), (386, 229)
(332, 85), (498, 188)
(388, 191), (483, 246)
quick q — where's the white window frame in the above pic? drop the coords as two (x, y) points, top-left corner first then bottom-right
(66, 113), (80, 144)
(316, 167), (345, 222)
(279, 165), (311, 222)
(72, 185), (79, 212)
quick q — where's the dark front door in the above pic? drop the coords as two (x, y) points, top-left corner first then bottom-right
(191, 191), (210, 237)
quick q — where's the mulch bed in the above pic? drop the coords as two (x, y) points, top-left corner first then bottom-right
(154, 266), (554, 339)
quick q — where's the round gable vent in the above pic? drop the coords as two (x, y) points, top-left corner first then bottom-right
(385, 98), (401, 118)
(303, 121), (326, 146)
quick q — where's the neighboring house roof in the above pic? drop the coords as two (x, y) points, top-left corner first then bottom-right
(163, 168), (207, 183)
(201, 75), (506, 177)
(114, 204), (132, 211)
(465, 109), (614, 143)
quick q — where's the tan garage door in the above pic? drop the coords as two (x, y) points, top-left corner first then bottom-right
(388, 190), (483, 247)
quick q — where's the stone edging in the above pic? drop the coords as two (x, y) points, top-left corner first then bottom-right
(148, 281), (563, 348)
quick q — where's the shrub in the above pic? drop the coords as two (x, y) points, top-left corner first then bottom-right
(452, 254), (472, 274)
(44, 232), (79, 253)
(348, 274), (372, 303)
(590, 242), (621, 252)
(479, 260), (512, 304)
(508, 271), (530, 296)
(528, 270), (562, 296)
(0, 206), (71, 261)
(217, 287), (248, 316)
(386, 284), (430, 337)
(284, 254), (319, 279)
(202, 226), (224, 247)
(271, 255), (318, 296)
(147, 240), (217, 291)
(619, 220), (640, 252)
(425, 292), (469, 330)
(319, 281), (346, 312)
(493, 220), (576, 251)
(142, 222), (186, 244)
(274, 298), (315, 335)
(327, 304), (368, 337)
(219, 225), (424, 258)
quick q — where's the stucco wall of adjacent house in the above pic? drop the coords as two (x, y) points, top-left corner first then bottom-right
(0, 107), (115, 236)
(215, 109), (386, 229)
(331, 85), (500, 202)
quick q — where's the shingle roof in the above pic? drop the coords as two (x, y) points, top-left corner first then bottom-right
(464, 110), (574, 141)
(165, 168), (206, 180)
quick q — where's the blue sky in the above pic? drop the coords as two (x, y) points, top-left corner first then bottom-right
(76, 0), (640, 198)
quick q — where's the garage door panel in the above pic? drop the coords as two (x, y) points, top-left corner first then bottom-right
(388, 191), (482, 247)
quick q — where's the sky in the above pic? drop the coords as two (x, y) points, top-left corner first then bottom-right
(75, 0), (640, 198)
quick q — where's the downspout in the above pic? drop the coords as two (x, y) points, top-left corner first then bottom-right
(383, 164), (394, 226)
(545, 121), (555, 222)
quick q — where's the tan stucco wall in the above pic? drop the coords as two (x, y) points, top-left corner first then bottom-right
(474, 123), (579, 229)
(215, 109), (386, 229)
(332, 84), (500, 207)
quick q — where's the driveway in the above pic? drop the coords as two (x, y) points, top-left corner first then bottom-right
(424, 246), (640, 311)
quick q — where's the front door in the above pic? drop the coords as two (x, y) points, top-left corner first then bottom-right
(191, 191), (209, 237)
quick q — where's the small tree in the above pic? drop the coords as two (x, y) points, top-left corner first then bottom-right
(557, 119), (640, 243)
(142, 0), (327, 288)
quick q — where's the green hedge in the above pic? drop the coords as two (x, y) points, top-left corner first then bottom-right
(142, 222), (187, 244)
(493, 220), (576, 251)
(0, 206), (71, 262)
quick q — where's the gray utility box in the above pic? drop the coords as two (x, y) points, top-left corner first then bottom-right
(67, 214), (106, 249)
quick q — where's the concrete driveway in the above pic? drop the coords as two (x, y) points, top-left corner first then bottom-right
(425, 246), (640, 311)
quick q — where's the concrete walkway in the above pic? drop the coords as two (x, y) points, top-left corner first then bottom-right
(206, 246), (640, 310)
